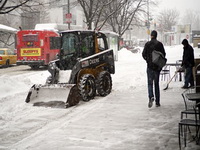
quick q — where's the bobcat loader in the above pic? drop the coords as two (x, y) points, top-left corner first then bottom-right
(25, 30), (115, 107)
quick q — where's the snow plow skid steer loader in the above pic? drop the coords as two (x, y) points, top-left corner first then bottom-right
(25, 30), (115, 108)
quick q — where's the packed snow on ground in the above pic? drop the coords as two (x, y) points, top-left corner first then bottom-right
(0, 44), (200, 150)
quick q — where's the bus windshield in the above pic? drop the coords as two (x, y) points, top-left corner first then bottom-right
(22, 34), (38, 42)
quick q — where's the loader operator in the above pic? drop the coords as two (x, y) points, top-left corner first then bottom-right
(142, 30), (166, 108)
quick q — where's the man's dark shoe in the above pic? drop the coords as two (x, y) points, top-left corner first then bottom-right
(181, 85), (189, 89)
(189, 85), (195, 89)
(156, 104), (161, 107)
(148, 97), (154, 108)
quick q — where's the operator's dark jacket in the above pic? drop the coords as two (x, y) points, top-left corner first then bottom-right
(181, 42), (195, 68)
(142, 38), (166, 71)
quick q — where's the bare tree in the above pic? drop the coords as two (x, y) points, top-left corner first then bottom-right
(0, 0), (28, 14)
(0, 0), (44, 14)
(78, 0), (147, 38)
(157, 8), (179, 32)
(0, 32), (15, 47)
(105, 0), (147, 38)
(182, 9), (200, 30)
(0, 0), (45, 48)
(77, 0), (117, 30)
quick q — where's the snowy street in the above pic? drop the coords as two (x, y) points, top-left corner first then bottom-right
(0, 46), (200, 150)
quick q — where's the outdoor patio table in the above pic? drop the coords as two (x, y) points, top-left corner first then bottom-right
(185, 93), (200, 103)
(185, 92), (200, 117)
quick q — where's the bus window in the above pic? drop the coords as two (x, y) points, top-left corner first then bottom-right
(22, 34), (38, 42)
(50, 37), (60, 50)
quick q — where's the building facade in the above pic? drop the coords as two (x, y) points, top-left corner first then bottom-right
(21, 0), (85, 30)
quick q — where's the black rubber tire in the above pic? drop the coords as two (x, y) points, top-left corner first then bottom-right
(78, 74), (96, 102)
(96, 71), (112, 97)
(5, 60), (10, 67)
(30, 65), (39, 70)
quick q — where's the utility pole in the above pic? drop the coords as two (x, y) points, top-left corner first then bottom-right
(68, 0), (70, 30)
(147, 0), (150, 41)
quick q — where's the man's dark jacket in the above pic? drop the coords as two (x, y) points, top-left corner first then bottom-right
(181, 44), (195, 68)
(142, 38), (166, 71)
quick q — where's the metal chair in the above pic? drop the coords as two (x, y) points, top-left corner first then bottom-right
(179, 100), (200, 149)
(160, 65), (170, 81)
(181, 89), (197, 119)
(179, 103), (200, 149)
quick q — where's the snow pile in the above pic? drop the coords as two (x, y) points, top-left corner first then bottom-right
(0, 71), (50, 99)
(113, 48), (146, 91)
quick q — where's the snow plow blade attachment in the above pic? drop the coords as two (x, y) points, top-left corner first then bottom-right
(25, 84), (81, 108)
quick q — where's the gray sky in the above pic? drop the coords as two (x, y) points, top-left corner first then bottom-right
(157, 0), (200, 16)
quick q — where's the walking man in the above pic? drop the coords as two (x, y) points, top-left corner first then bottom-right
(181, 39), (195, 89)
(142, 30), (166, 108)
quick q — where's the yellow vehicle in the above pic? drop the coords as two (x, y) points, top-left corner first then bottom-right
(0, 48), (17, 67)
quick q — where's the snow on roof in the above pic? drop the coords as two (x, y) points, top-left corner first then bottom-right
(0, 24), (18, 33)
(100, 30), (119, 37)
(35, 23), (83, 31)
(34, 23), (67, 31)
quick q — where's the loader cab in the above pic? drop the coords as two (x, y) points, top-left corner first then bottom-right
(60, 31), (108, 70)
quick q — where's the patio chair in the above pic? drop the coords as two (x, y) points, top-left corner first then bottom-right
(160, 65), (170, 81)
(178, 103), (200, 149)
(181, 89), (197, 119)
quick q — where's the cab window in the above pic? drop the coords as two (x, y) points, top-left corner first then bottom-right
(97, 38), (105, 51)
(97, 33), (108, 51)
(82, 35), (94, 57)
(62, 33), (78, 55)
(0, 50), (5, 55)
(8, 50), (13, 55)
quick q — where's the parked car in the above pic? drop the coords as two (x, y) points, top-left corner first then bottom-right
(0, 48), (17, 67)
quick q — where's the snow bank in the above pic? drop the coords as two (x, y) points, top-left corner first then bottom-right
(0, 71), (50, 99)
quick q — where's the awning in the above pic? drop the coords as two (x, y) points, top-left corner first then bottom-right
(0, 24), (18, 33)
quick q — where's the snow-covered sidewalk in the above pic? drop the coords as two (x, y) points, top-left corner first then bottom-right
(0, 46), (200, 150)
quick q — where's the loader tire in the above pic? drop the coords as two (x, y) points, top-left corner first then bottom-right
(96, 71), (112, 97)
(5, 60), (10, 68)
(78, 74), (96, 102)
(66, 85), (80, 108)
(30, 65), (39, 70)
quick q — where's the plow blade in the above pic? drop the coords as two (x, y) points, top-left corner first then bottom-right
(25, 84), (81, 108)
